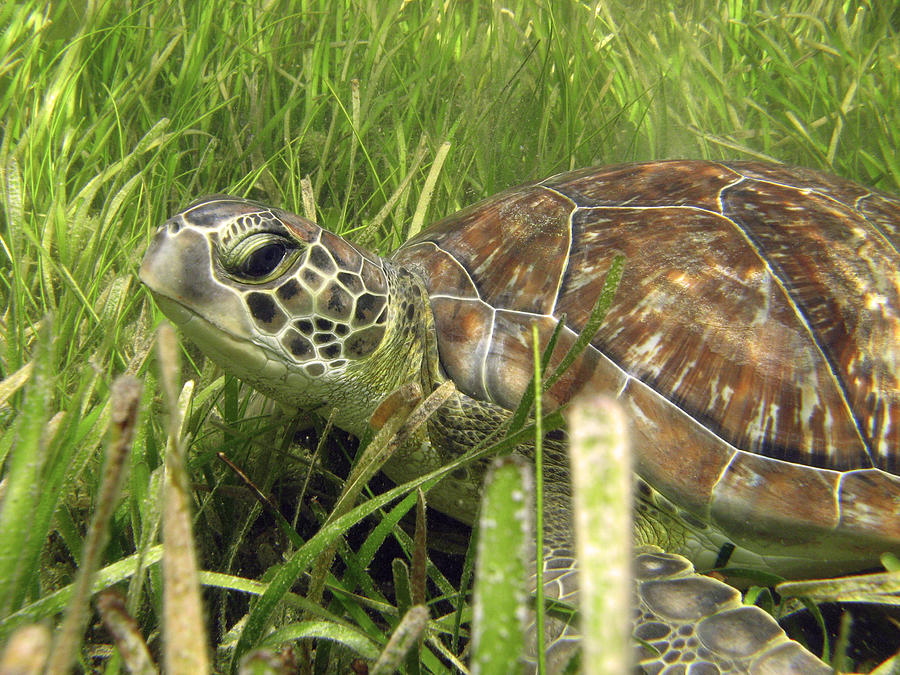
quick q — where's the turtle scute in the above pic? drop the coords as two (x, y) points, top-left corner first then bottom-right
(634, 547), (830, 675)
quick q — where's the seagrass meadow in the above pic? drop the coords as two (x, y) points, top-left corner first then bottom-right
(0, 1), (898, 673)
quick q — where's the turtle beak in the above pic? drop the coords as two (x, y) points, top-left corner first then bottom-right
(139, 213), (199, 303)
(139, 220), (172, 283)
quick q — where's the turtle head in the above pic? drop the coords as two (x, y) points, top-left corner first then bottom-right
(141, 196), (424, 426)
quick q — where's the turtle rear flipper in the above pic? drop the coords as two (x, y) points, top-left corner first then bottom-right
(526, 546), (830, 673)
(633, 546), (830, 674)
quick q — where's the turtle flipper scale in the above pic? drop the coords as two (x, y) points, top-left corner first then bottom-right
(634, 546), (830, 674)
(524, 545), (830, 673)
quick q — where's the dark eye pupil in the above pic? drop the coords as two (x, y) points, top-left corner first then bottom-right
(243, 242), (286, 277)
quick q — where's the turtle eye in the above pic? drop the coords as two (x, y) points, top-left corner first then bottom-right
(223, 233), (300, 283)
(242, 242), (286, 277)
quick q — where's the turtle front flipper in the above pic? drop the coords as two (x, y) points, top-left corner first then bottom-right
(633, 546), (830, 674)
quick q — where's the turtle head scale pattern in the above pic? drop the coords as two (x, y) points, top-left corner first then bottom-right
(140, 195), (427, 430)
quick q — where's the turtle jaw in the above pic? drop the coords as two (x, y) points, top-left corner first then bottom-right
(152, 293), (314, 403)
(142, 289), (336, 414)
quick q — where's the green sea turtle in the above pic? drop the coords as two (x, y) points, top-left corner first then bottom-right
(140, 160), (900, 673)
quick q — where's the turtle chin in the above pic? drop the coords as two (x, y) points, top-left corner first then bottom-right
(146, 292), (321, 409)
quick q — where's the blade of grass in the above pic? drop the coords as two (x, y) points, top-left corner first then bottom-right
(531, 324), (547, 675)
(0, 323), (52, 617)
(370, 605), (430, 675)
(96, 591), (158, 675)
(470, 456), (532, 675)
(45, 376), (142, 675)
(567, 395), (632, 674)
(157, 324), (210, 675)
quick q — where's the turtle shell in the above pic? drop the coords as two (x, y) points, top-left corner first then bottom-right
(392, 159), (900, 571)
